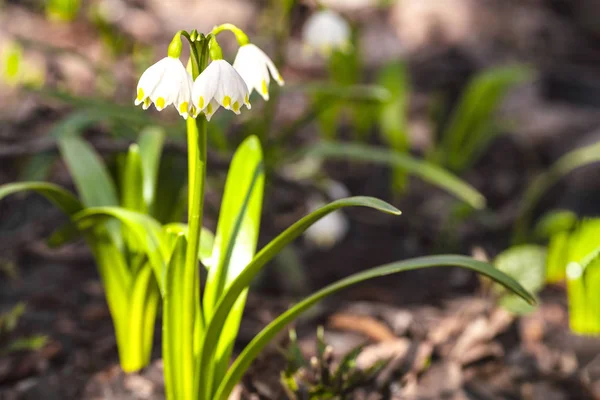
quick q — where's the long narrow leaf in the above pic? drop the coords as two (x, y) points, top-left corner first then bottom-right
(303, 142), (485, 209)
(215, 255), (534, 399)
(124, 265), (159, 372)
(57, 134), (119, 208)
(72, 207), (169, 291)
(163, 234), (188, 400)
(513, 140), (600, 243)
(137, 126), (166, 210)
(0, 182), (83, 215)
(197, 197), (401, 397)
(202, 136), (264, 396)
(121, 144), (145, 212)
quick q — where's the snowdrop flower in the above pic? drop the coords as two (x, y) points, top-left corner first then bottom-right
(233, 44), (284, 101)
(134, 56), (193, 119)
(304, 180), (350, 249)
(192, 59), (250, 121)
(302, 9), (352, 55)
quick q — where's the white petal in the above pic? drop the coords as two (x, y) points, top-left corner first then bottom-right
(233, 44), (283, 101)
(135, 58), (168, 106)
(192, 61), (221, 112)
(203, 98), (221, 121)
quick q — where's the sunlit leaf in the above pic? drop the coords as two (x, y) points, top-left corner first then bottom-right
(514, 140), (600, 243)
(215, 255), (534, 399)
(202, 135), (264, 396)
(303, 142), (485, 209)
(0, 182), (83, 215)
(494, 245), (546, 314)
(198, 196), (401, 399)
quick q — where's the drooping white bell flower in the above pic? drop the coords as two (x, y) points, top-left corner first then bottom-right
(192, 59), (251, 121)
(134, 56), (193, 119)
(302, 9), (352, 55)
(233, 44), (284, 101)
(304, 180), (350, 249)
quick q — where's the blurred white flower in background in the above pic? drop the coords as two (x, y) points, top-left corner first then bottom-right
(135, 56), (193, 119)
(233, 43), (284, 101)
(304, 180), (350, 249)
(319, 0), (378, 12)
(302, 9), (352, 55)
(192, 59), (251, 120)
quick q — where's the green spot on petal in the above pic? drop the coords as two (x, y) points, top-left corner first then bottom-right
(198, 96), (204, 110)
(206, 103), (213, 115)
(233, 101), (240, 112)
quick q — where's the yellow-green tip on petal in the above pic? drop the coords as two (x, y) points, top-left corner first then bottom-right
(136, 88), (145, 102)
(261, 80), (268, 95)
(232, 101), (240, 112)
(223, 95), (231, 108)
(179, 101), (189, 116)
(198, 96), (205, 110)
(156, 97), (166, 110)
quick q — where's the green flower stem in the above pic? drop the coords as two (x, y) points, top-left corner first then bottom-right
(181, 36), (210, 399)
(211, 23), (250, 46)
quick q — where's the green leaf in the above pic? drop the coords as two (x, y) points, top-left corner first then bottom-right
(204, 136), (264, 312)
(163, 234), (188, 400)
(514, 140), (600, 243)
(57, 134), (119, 208)
(198, 196), (400, 399)
(120, 144), (145, 212)
(123, 265), (160, 372)
(4, 335), (48, 355)
(493, 245), (546, 314)
(303, 142), (485, 209)
(546, 232), (570, 283)
(377, 61), (410, 192)
(72, 207), (169, 291)
(137, 126), (166, 210)
(214, 255), (535, 399)
(0, 182), (83, 215)
(163, 223), (215, 268)
(441, 65), (532, 171)
(289, 83), (391, 104)
(202, 135), (265, 396)
(0, 303), (26, 335)
(534, 209), (577, 239)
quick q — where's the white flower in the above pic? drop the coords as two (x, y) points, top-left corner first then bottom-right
(302, 10), (352, 55)
(134, 56), (193, 119)
(303, 180), (350, 249)
(233, 44), (284, 101)
(192, 60), (251, 121)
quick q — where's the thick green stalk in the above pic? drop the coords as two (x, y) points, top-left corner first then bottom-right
(182, 116), (206, 398)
